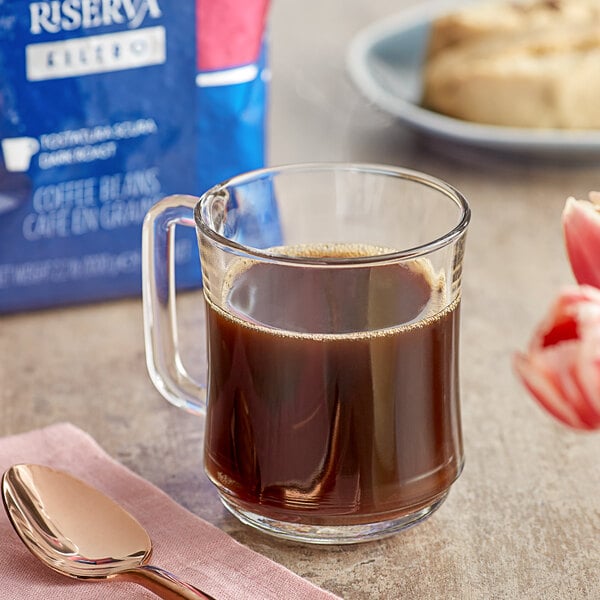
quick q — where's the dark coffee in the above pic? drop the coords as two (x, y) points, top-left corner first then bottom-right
(204, 244), (463, 525)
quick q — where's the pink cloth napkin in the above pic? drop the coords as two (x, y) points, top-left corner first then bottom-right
(0, 423), (341, 600)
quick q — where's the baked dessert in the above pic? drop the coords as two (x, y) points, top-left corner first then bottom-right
(427, 0), (600, 57)
(422, 0), (600, 129)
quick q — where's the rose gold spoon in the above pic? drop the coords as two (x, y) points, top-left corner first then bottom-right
(2, 463), (216, 599)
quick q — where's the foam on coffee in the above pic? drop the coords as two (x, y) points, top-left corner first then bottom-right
(215, 242), (454, 340)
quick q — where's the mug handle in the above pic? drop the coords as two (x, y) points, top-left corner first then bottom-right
(141, 195), (206, 415)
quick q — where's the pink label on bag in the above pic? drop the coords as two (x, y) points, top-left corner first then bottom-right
(196, 0), (269, 71)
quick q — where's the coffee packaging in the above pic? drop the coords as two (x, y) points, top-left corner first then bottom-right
(0, 0), (269, 312)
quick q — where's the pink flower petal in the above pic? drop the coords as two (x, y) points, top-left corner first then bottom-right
(514, 285), (600, 430)
(514, 351), (588, 429)
(562, 194), (600, 289)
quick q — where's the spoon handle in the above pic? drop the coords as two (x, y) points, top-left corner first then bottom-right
(120, 565), (217, 600)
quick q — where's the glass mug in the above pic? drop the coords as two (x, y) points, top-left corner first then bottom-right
(142, 163), (470, 544)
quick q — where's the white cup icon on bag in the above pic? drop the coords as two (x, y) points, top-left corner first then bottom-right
(1, 137), (40, 172)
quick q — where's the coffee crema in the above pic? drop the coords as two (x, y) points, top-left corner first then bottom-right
(204, 243), (463, 525)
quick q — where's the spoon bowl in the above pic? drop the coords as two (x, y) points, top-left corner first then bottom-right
(2, 463), (215, 599)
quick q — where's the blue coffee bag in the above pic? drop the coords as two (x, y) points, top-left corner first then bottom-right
(0, 0), (269, 312)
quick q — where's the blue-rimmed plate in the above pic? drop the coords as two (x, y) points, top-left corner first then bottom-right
(347, 1), (600, 157)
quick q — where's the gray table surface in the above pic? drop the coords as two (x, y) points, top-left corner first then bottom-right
(2, 1), (600, 598)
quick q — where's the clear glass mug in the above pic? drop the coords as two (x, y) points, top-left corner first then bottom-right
(142, 163), (470, 544)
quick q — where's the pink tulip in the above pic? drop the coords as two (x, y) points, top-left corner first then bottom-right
(514, 285), (600, 430)
(563, 192), (600, 288)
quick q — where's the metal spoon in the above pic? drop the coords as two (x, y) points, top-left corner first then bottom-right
(2, 463), (216, 600)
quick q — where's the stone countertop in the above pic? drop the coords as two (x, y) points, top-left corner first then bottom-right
(2, 1), (600, 598)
